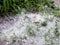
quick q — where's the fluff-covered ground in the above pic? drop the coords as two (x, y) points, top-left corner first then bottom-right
(0, 12), (60, 45)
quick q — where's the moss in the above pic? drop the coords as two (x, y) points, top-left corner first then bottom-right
(54, 27), (60, 38)
(12, 39), (16, 43)
(41, 21), (47, 26)
(27, 30), (36, 36)
(34, 22), (41, 26)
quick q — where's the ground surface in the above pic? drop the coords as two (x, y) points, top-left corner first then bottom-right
(0, 0), (60, 45)
(0, 12), (60, 45)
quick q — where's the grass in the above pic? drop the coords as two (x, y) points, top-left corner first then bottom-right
(0, 0), (21, 15)
(0, 0), (59, 16)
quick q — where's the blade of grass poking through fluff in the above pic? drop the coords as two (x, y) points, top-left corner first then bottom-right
(3, 0), (9, 12)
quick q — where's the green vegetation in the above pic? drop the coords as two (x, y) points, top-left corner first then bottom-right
(0, 0), (59, 15)
(41, 21), (47, 26)
(54, 27), (60, 38)
(27, 25), (36, 36)
(26, 23), (36, 36)
(0, 0), (21, 15)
